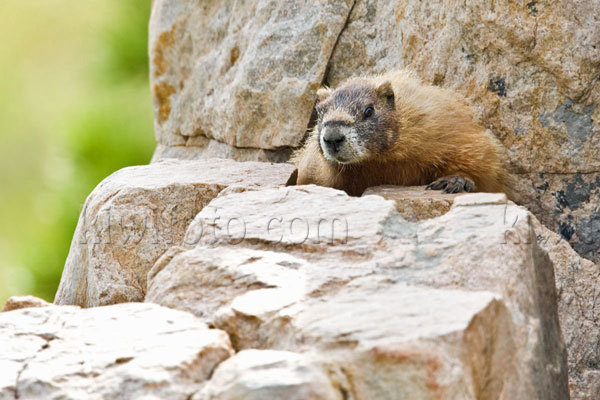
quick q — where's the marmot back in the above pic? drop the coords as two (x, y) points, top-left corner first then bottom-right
(293, 70), (509, 196)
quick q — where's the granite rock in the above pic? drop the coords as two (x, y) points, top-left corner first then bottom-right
(367, 185), (600, 399)
(146, 185), (569, 399)
(149, 0), (354, 150)
(0, 302), (233, 400)
(54, 159), (296, 307)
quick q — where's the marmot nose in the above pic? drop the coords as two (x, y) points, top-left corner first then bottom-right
(323, 130), (345, 152)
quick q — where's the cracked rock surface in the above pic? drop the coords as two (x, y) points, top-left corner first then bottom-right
(54, 158), (296, 307)
(146, 185), (569, 399)
(0, 303), (233, 400)
(369, 185), (600, 399)
(8, 184), (591, 399)
(149, 0), (354, 150)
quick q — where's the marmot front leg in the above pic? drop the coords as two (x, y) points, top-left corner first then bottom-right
(426, 174), (475, 193)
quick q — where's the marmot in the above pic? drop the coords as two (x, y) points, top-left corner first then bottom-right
(293, 70), (509, 196)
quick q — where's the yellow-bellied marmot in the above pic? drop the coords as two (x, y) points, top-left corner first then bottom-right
(293, 70), (509, 196)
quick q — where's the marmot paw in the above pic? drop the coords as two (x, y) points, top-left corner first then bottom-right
(426, 175), (475, 193)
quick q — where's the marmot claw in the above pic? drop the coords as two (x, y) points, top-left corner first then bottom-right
(426, 175), (475, 193)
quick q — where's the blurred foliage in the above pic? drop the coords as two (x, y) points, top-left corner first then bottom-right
(0, 1), (155, 304)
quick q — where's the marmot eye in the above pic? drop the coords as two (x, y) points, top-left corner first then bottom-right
(363, 106), (374, 119)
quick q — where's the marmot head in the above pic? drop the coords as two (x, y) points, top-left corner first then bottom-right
(314, 78), (398, 165)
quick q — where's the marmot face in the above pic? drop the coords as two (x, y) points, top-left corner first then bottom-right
(315, 79), (398, 165)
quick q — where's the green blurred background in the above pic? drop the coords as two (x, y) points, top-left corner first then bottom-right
(0, 1), (155, 305)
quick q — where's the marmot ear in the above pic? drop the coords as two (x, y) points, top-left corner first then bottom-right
(376, 81), (395, 107)
(316, 87), (332, 103)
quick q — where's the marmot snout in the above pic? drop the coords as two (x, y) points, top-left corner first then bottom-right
(293, 70), (509, 196)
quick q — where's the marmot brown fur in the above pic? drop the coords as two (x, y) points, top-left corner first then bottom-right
(292, 70), (509, 196)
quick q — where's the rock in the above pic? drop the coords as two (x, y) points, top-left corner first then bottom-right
(368, 185), (600, 399)
(220, 281), (513, 400)
(146, 185), (569, 399)
(54, 158), (296, 308)
(146, 247), (310, 323)
(152, 141), (292, 164)
(532, 217), (600, 400)
(146, 184), (399, 323)
(149, 0), (354, 150)
(0, 302), (233, 400)
(149, 248), (517, 399)
(193, 350), (342, 400)
(182, 184), (395, 255)
(363, 185), (461, 221)
(2, 296), (51, 312)
(512, 172), (600, 264)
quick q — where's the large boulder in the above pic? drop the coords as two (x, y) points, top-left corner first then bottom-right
(149, 0), (354, 151)
(0, 302), (233, 400)
(54, 158), (296, 307)
(367, 185), (600, 399)
(532, 218), (600, 400)
(146, 185), (569, 399)
(148, 0), (600, 265)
